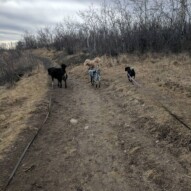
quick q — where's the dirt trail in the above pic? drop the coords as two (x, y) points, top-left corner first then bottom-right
(5, 70), (191, 191)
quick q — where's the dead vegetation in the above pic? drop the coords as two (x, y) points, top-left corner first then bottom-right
(32, 48), (94, 67)
(1, 49), (191, 190)
(72, 52), (191, 157)
(0, 64), (49, 160)
(0, 50), (41, 86)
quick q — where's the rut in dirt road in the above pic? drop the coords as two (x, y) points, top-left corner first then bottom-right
(6, 75), (191, 191)
(6, 78), (131, 191)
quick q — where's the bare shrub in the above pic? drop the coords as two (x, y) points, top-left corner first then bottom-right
(0, 50), (40, 86)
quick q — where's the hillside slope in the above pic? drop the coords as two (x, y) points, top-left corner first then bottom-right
(3, 52), (191, 191)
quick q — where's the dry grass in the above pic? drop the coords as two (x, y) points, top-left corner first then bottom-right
(0, 64), (48, 159)
(32, 48), (55, 58)
(1, 50), (188, 188)
(71, 53), (191, 160)
(72, 52), (191, 129)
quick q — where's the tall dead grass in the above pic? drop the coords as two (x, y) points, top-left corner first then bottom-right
(0, 65), (49, 159)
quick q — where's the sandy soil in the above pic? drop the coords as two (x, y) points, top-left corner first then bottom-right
(1, 54), (191, 191)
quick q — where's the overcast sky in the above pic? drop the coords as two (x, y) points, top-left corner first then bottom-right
(0, 0), (101, 43)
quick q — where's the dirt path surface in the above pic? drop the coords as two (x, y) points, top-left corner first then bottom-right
(5, 64), (191, 191)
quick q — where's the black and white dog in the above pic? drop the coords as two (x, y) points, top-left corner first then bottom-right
(88, 68), (101, 88)
(125, 66), (135, 82)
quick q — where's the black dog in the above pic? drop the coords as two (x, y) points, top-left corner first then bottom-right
(48, 64), (68, 88)
(125, 66), (135, 82)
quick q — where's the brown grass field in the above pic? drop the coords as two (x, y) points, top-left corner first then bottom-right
(0, 50), (191, 191)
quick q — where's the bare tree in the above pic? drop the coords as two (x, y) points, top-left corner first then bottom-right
(37, 27), (53, 50)
(23, 31), (37, 49)
(18, 0), (191, 54)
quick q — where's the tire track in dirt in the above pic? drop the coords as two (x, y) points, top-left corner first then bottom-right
(6, 72), (191, 191)
(6, 77), (131, 191)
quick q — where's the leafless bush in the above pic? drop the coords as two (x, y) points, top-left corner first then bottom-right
(0, 50), (40, 86)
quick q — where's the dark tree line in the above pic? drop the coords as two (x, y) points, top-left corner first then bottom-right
(17, 0), (191, 54)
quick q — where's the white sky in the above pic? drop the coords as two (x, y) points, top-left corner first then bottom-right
(0, 0), (101, 43)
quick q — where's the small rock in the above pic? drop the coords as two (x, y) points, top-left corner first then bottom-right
(84, 126), (89, 130)
(70, 118), (78, 125)
(124, 123), (130, 128)
(156, 140), (159, 144)
(69, 149), (77, 155)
